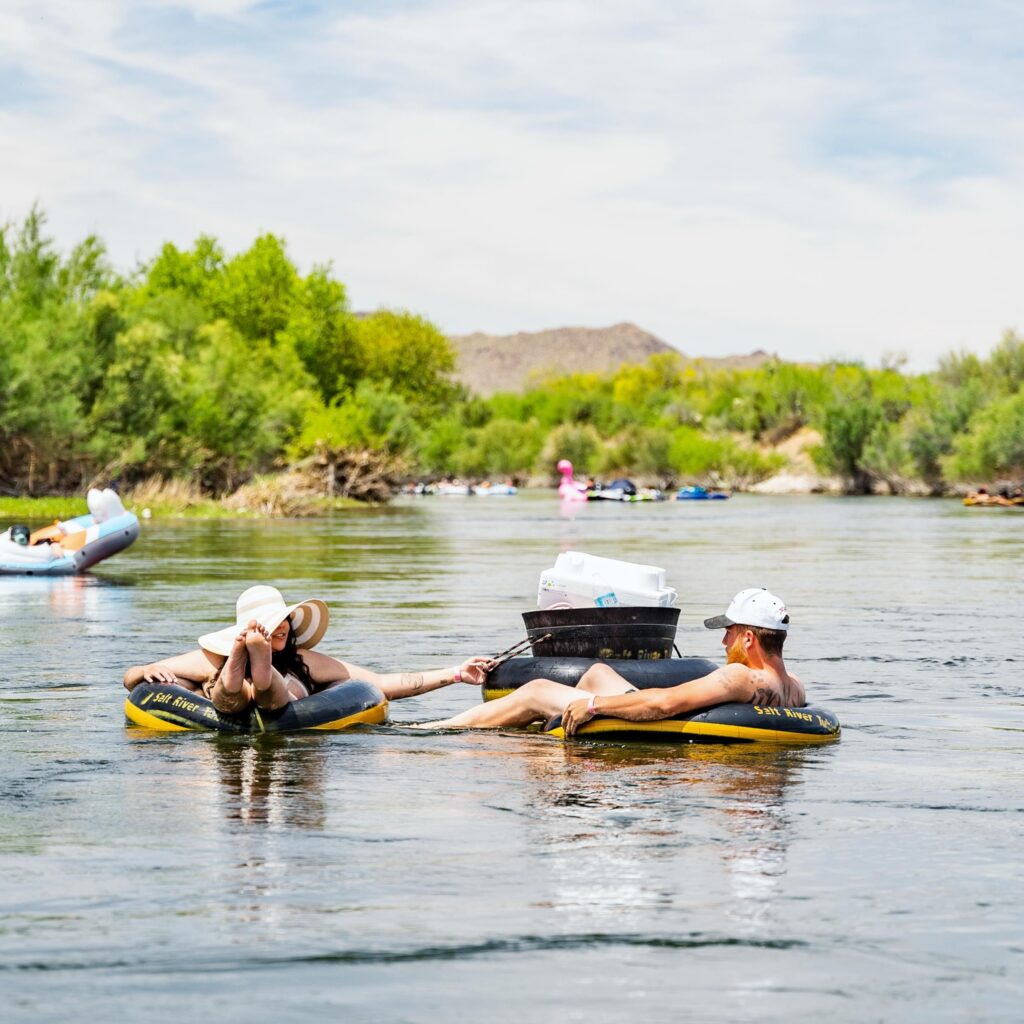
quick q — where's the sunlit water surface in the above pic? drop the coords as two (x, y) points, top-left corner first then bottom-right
(1, 493), (1021, 1023)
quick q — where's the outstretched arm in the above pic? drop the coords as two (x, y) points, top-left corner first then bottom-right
(123, 648), (223, 691)
(562, 665), (752, 735)
(302, 651), (492, 700)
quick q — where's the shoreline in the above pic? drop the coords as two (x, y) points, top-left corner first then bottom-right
(0, 488), (971, 524)
(0, 494), (369, 522)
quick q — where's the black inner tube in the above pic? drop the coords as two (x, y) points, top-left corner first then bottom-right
(485, 656), (718, 692)
(125, 679), (387, 733)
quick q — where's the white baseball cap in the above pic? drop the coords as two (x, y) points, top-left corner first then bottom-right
(704, 588), (790, 632)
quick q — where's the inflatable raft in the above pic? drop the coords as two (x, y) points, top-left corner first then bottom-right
(125, 680), (388, 733)
(587, 488), (665, 502)
(1, 487), (139, 577)
(0, 508), (139, 575)
(963, 493), (1024, 508)
(485, 656), (840, 745)
(676, 486), (729, 500)
(473, 483), (518, 496)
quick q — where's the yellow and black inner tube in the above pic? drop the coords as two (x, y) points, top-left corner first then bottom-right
(125, 680), (388, 734)
(544, 702), (840, 745)
(486, 656), (840, 745)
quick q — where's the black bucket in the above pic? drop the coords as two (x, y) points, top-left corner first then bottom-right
(522, 606), (680, 660)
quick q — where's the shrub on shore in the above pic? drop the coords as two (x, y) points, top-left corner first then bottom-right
(3, 206), (1023, 503)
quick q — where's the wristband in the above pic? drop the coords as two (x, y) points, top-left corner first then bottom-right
(451, 666), (463, 683)
(584, 694), (598, 719)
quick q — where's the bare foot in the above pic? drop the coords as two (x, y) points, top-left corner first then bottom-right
(221, 626), (251, 695)
(245, 623), (272, 694)
(210, 625), (253, 713)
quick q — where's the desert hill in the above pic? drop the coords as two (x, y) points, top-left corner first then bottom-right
(449, 322), (772, 395)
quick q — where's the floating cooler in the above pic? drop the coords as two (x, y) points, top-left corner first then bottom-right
(537, 551), (677, 610)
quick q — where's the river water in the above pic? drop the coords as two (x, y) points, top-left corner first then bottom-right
(1, 493), (1021, 1022)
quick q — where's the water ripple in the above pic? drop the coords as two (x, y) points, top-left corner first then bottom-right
(5, 931), (809, 972)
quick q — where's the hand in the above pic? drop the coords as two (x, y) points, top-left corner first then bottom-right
(457, 657), (492, 685)
(142, 665), (178, 685)
(562, 696), (597, 737)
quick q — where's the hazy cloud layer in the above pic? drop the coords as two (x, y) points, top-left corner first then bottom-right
(2, 0), (1022, 366)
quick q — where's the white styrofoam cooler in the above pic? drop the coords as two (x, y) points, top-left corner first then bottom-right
(537, 551), (677, 609)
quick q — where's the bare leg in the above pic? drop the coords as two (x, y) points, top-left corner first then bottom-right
(419, 678), (583, 729)
(246, 625), (293, 711)
(418, 665), (639, 729)
(210, 627), (253, 713)
(575, 663), (636, 696)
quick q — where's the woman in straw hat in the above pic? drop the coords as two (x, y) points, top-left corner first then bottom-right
(123, 585), (491, 713)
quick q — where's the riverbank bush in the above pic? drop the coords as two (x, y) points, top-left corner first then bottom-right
(2, 206), (1022, 501)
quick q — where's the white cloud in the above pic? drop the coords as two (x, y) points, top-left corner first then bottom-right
(1, 0), (1022, 368)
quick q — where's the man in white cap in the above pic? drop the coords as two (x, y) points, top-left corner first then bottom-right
(421, 588), (804, 732)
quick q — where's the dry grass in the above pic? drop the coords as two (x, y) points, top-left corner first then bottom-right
(222, 471), (327, 517)
(125, 476), (207, 511)
(125, 462), (393, 519)
(122, 476), (230, 517)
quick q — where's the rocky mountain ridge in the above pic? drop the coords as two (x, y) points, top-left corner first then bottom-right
(449, 322), (772, 395)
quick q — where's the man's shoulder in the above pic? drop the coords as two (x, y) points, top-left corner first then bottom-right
(704, 662), (759, 700)
(718, 662), (755, 684)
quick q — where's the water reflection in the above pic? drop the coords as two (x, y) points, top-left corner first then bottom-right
(149, 736), (334, 929)
(0, 572), (136, 620)
(203, 736), (330, 831)
(516, 741), (808, 931)
(0, 575), (139, 686)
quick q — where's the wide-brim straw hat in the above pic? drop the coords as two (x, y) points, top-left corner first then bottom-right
(198, 585), (329, 656)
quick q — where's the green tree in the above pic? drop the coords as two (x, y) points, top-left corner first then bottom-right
(2, 205), (60, 312)
(59, 235), (115, 303)
(598, 426), (675, 481)
(89, 320), (184, 477)
(984, 330), (1024, 395)
(902, 379), (985, 487)
(176, 323), (314, 490)
(206, 234), (298, 340)
(539, 422), (602, 475)
(667, 427), (779, 484)
(454, 418), (544, 477)
(291, 381), (421, 459)
(860, 420), (912, 493)
(279, 269), (362, 401)
(816, 394), (883, 492)
(356, 310), (458, 407)
(943, 392), (1024, 482)
(417, 414), (467, 476)
(144, 236), (225, 302)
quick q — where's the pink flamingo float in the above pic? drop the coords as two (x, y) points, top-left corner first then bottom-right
(557, 459), (589, 502)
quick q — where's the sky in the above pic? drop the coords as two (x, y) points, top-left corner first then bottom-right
(2, 0), (1023, 369)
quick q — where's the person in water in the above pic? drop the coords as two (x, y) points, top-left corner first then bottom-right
(420, 588), (803, 734)
(123, 585), (491, 713)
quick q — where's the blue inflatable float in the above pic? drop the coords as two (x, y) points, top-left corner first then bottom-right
(1, 490), (139, 575)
